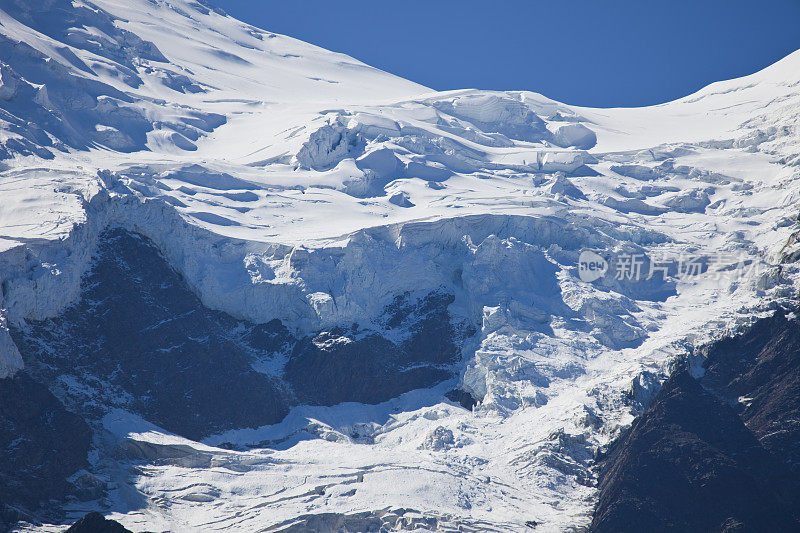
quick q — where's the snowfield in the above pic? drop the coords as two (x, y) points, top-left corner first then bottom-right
(0, 0), (799, 531)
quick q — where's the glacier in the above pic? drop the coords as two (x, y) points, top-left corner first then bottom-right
(0, 0), (799, 531)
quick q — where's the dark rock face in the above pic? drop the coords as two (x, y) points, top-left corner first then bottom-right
(65, 511), (132, 533)
(12, 229), (288, 441)
(701, 311), (800, 476)
(11, 229), (465, 441)
(445, 388), (478, 410)
(285, 291), (463, 406)
(3, 229), (467, 528)
(592, 309), (800, 533)
(273, 511), (384, 533)
(0, 506), (21, 533)
(0, 373), (91, 511)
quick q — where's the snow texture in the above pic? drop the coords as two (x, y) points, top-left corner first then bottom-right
(0, 0), (799, 530)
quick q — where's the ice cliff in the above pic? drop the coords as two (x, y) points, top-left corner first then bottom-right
(0, 0), (799, 530)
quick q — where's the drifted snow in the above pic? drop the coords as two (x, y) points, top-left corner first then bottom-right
(0, 0), (799, 531)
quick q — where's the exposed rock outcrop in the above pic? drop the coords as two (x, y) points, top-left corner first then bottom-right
(12, 229), (466, 440)
(0, 373), (91, 516)
(65, 512), (132, 533)
(592, 310), (800, 532)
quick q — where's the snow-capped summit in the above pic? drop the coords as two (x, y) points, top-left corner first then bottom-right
(0, 1), (799, 531)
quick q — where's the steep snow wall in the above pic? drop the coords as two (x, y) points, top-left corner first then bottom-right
(0, 175), (674, 423)
(0, 180), (642, 334)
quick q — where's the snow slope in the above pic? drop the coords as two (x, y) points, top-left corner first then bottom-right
(0, 0), (799, 530)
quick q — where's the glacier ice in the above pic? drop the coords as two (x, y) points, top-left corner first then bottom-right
(0, 0), (798, 531)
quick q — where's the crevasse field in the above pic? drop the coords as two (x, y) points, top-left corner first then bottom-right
(0, 1), (799, 531)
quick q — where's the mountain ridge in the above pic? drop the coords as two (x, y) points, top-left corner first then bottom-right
(0, 1), (798, 531)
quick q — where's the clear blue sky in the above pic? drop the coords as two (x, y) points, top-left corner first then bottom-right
(214, 0), (800, 108)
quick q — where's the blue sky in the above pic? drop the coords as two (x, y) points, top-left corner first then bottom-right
(214, 0), (800, 108)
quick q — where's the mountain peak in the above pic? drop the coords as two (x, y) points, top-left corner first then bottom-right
(0, 3), (799, 532)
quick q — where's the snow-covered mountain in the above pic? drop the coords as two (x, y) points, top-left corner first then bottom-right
(0, 0), (799, 531)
